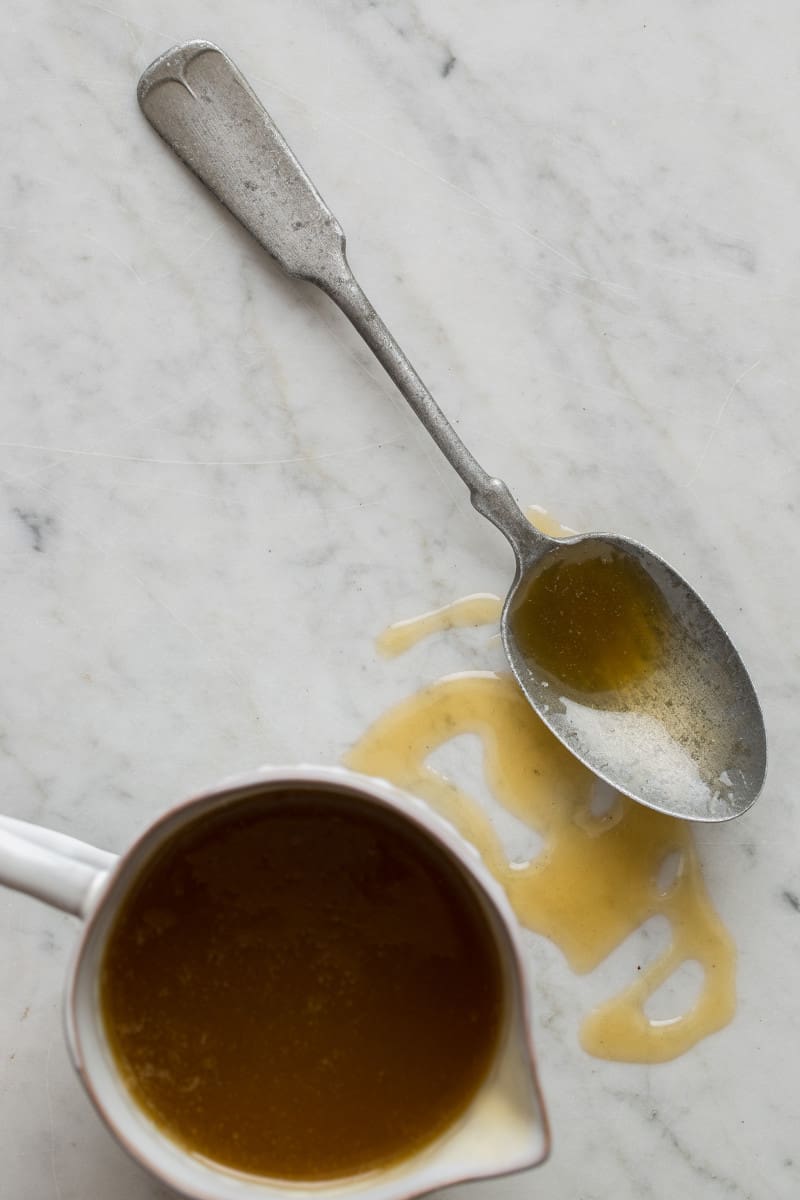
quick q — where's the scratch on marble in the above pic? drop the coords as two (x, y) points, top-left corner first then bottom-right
(3, 222), (220, 287)
(531, 364), (634, 401)
(313, 318), (390, 389)
(710, 359), (762, 427)
(81, 0), (174, 42)
(0, 457), (64, 489)
(633, 256), (756, 287)
(44, 1039), (63, 1200)
(475, 429), (573, 457)
(83, 233), (147, 285)
(127, 571), (270, 732)
(80, 1), (125, 18)
(325, 495), (388, 518)
(783, 890), (800, 912)
(321, 0), (333, 85)
(0, 224), (47, 236)
(303, 106), (591, 279)
(130, 572), (201, 643)
(146, 227), (222, 286)
(536, 277), (640, 313)
(685, 358), (761, 487)
(0, 436), (406, 468)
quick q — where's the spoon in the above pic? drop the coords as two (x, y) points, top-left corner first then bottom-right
(137, 41), (766, 822)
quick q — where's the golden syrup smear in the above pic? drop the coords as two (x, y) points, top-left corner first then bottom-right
(347, 508), (735, 1064)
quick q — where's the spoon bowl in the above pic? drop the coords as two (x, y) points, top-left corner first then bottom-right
(138, 40), (767, 822)
(498, 522), (765, 821)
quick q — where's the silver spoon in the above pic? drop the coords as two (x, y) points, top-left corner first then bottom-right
(137, 41), (766, 822)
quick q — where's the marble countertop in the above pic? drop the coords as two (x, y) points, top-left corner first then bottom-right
(2, 2), (799, 1197)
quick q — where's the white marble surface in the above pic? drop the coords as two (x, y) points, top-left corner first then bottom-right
(1, 1), (799, 1197)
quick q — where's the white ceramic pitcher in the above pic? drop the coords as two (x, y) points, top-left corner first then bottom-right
(0, 764), (550, 1199)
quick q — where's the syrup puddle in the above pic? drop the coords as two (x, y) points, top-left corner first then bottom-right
(347, 511), (735, 1064)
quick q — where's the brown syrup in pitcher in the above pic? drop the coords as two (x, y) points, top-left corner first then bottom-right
(101, 791), (503, 1180)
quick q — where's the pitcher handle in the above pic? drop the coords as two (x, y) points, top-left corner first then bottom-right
(0, 815), (117, 918)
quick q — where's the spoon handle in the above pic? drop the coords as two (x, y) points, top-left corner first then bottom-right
(138, 41), (541, 559)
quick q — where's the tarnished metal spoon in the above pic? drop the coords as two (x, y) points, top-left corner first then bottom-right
(137, 41), (766, 822)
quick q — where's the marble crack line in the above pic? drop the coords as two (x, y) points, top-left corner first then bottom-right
(0, 436), (406, 468)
